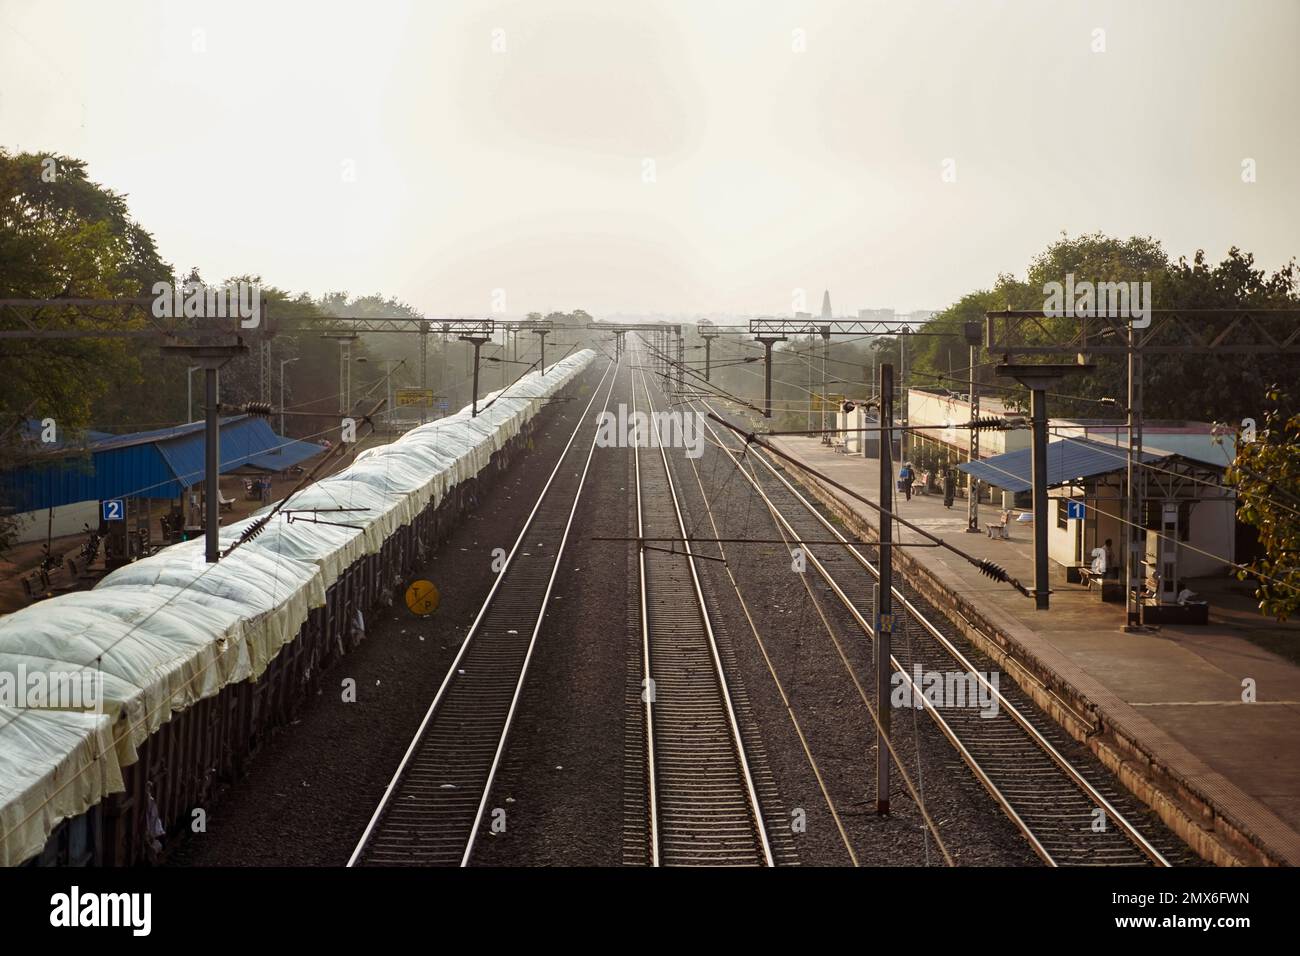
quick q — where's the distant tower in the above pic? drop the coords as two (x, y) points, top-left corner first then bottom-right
(820, 290), (833, 321)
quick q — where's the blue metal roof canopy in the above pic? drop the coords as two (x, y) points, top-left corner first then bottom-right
(1, 416), (324, 512)
(956, 437), (1165, 494)
(151, 419), (323, 483)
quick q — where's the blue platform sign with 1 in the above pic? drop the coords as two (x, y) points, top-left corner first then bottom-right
(102, 498), (125, 521)
(1066, 500), (1086, 520)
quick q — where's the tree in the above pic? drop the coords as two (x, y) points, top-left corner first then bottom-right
(0, 149), (172, 550)
(910, 233), (1300, 424)
(908, 287), (1008, 397)
(312, 292), (419, 414)
(1149, 248), (1299, 424)
(1226, 387), (1300, 621)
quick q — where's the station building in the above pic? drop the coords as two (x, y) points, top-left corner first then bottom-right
(1, 416), (324, 545)
(906, 389), (1243, 601)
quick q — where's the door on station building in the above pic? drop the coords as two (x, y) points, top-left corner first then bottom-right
(1235, 518), (1264, 566)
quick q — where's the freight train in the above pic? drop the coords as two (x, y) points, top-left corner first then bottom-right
(0, 351), (596, 866)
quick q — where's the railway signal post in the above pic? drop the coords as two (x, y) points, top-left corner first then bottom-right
(754, 334), (787, 418)
(700, 329), (718, 381)
(964, 321), (982, 534)
(876, 362), (894, 814)
(460, 334), (493, 417)
(532, 327), (550, 374)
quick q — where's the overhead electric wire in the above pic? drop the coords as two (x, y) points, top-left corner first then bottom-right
(677, 383), (955, 864)
(0, 353), (583, 853)
(706, 414), (1033, 598)
(647, 334), (1294, 595)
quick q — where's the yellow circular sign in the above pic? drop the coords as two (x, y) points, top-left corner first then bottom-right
(405, 579), (440, 616)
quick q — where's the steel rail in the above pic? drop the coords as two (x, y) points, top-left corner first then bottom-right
(347, 357), (617, 866)
(694, 397), (1171, 867)
(631, 364), (661, 867)
(674, 413), (864, 866)
(635, 363), (775, 866)
(457, 358), (622, 865)
(692, 405), (1049, 861)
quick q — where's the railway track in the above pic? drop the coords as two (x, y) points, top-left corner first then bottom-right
(685, 393), (1179, 867)
(632, 366), (775, 866)
(348, 359), (617, 866)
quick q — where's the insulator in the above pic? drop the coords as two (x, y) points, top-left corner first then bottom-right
(969, 416), (1016, 430)
(236, 516), (269, 544)
(244, 401), (273, 417)
(976, 559), (1009, 583)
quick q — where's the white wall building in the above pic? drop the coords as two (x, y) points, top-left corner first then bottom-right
(907, 388), (1032, 459)
(960, 424), (1238, 590)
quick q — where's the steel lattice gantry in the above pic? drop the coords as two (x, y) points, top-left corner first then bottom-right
(985, 308), (1300, 356)
(748, 316), (939, 337)
(984, 307), (1300, 625)
(264, 311), (495, 398)
(0, 297), (250, 340)
(741, 317), (950, 420)
(0, 298), (497, 395)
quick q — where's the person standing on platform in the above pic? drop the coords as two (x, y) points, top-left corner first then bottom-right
(942, 468), (956, 509)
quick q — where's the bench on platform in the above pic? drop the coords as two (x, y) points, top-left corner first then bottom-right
(1068, 565), (1124, 602)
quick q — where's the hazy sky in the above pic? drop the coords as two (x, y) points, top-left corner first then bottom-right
(3, 0), (1297, 318)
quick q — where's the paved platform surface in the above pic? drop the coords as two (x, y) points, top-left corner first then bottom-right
(770, 435), (1300, 865)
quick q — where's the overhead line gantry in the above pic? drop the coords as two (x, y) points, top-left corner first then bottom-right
(742, 317), (951, 419)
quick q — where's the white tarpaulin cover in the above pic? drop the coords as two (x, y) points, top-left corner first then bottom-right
(0, 706), (124, 868)
(0, 350), (595, 865)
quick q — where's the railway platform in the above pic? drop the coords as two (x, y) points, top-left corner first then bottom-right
(767, 435), (1300, 867)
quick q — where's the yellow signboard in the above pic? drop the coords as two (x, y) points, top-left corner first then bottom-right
(405, 579), (440, 616)
(395, 388), (435, 408)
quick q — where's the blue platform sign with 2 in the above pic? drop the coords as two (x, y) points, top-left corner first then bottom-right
(102, 498), (125, 521)
(1066, 500), (1086, 520)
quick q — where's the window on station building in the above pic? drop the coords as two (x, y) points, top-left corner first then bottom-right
(1144, 499), (1191, 541)
(1056, 497), (1069, 530)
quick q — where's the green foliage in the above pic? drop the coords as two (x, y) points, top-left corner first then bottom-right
(1146, 248), (1299, 422)
(906, 287), (1007, 397)
(902, 231), (1300, 624)
(0, 149), (173, 549)
(907, 234), (1169, 414)
(0, 148), (595, 554)
(1227, 388), (1300, 622)
(909, 232), (1300, 424)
